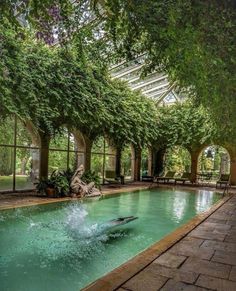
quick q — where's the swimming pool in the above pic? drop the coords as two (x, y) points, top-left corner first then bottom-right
(0, 188), (221, 291)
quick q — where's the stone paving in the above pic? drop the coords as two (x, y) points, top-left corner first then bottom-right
(118, 195), (236, 291)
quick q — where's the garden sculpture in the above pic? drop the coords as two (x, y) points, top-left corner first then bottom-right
(70, 164), (101, 197)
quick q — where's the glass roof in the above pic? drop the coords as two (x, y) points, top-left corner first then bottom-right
(110, 58), (184, 105)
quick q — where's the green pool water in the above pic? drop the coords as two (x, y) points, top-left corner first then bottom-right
(0, 188), (221, 291)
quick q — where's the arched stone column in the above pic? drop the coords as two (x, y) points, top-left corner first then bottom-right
(24, 120), (41, 179)
(83, 135), (93, 171)
(39, 134), (50, 180)
(148, 147), (154, 176)
(189, 147), (204, 183)
(225, 145), (236, 186)
(115, 147), (122, 177)
(153, 147), (166, 176)
(132, 146), (141, 181)
(73, 129), (86, 169)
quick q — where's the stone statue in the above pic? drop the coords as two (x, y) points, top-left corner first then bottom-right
(70, 165), (101, 197)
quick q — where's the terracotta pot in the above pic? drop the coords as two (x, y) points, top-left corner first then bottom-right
(46, 187), (55, 197)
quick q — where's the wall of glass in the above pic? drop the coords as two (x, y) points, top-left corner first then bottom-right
(141, 148), (149, 176)
(0, 116), (40, 192)
(49, 129), (87, 175)
(121, 146), (133, 180)
(0, 117), (118, 192)
(91, 137), (116, 184)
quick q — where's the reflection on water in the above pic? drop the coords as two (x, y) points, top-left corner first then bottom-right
(195, 190), (215, 213)
(172, 192), (188, 222)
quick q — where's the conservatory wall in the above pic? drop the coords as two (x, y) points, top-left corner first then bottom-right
(0, 116), (40, 192)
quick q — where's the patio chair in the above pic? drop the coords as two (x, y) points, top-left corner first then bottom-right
(104, 170), (124, 185)
(141, 175), (154, 182)
(174, 172), (191, 185)
(154, 171), (176, 184)
(216, 174), (230, 189)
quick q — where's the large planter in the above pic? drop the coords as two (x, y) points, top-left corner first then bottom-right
(46, 187), (56, 197)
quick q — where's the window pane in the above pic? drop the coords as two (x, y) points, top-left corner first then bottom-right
(48, 150), (68, 174)
(105, 155), (116, 172)
(0, 146), (14, 191)
(0, 117), (14, 145)
(68, 151), (78, 171)
(15, 148), (40, 190)
(141, 148), (149, 175)
(69, 133), (77, 151)
(91, 154), (103, 179)
(121, 147), (132, 179)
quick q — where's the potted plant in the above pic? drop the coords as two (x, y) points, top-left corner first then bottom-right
(36, 170), (71, 198)
(35, 178), (56, 197)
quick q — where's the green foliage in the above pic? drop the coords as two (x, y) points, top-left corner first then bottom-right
(155, 102), (217, 149)
(0, 147), (13, 175)
(81, 170), (101, 189)
(36, 170), (71, 197)
(0, 14), (224, 171)
(95, 0), (236, 138)
(165, 147), (191, 174)
(0, 18), (160, 148)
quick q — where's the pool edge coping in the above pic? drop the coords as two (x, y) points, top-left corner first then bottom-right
(81, 194), (232, 291)
(0, 185), (151, 211)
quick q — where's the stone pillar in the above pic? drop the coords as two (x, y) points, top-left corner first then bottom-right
(73, 129), (86, 169)
(148, 147), (154, 176)
(115, 147), (122, 177)
(133, 147), (141, 181)
(189, 149), (201, 183)
(83, 136), (93, 172)
(222, 144), (236, 185)
(230, 157), (236, 185)
(39, 134), (50, 180)
(153, 148), (166, 176)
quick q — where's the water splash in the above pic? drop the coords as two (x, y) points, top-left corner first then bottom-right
(65, 204), (108, 241)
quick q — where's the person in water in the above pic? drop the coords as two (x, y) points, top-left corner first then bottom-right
(70, 165), (101, 197)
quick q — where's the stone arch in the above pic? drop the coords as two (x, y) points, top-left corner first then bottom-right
(72, 129), (87, 168)
(198, 145), (230, 175)
(197, 144), (231, 184)
(24, 120), (41, 147)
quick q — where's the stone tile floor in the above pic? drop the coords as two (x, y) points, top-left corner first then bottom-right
(119, 195), (236, 291)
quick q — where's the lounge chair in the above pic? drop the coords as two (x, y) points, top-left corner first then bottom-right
(142, 175), (154, 182)
(104, 170), (124, 185)
(154, 171), (176, 184)
(175, 172), (191, 185)
(216, 174), (230, 189)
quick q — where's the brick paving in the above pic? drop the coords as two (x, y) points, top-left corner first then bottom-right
(119, 195), (236, 291)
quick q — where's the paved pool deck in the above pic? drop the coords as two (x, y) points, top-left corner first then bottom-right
(119, 195), (236, 291)
(0, 182), (150, 210)
(1, 183), (236, 290)
(84, 194), (236, 291)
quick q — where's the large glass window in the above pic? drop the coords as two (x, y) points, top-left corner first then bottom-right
(0, 146), (14, 191)
(91, 137), (117, 183)
(0, 116), (40, 192)
(49, 129), (85, 175)
(141, 148), (149, 176)
(121, 146), (132, 180)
